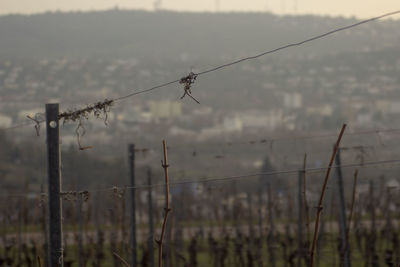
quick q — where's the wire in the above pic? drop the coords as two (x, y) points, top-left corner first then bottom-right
(113, 79), (181, 102)
(0, 120), (44, 131)
(133, 126), (400, 152)
(2, 10), (399, 132)
(2, 158), (400, 198)
(91, 158), (400, 192)
(195, 10), (400, 76)
(115, 10), (400, 100)
(164, 142), (383, 178)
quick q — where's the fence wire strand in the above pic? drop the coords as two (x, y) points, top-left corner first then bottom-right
(2, 158), (398, 198)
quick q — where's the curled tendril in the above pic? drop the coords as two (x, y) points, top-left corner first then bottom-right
(75, 119), (93, 150)
(59, 99), (112, 150)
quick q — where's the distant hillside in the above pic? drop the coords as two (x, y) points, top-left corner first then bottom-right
(0, 10), (399, 60)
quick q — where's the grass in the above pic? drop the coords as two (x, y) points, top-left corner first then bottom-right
(1, 220), (399, 266)
(0, 232), (397, 267)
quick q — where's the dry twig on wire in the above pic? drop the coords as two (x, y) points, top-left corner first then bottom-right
(59, 98), (113, 150)
(179, 72), (200, 104)
(309, 123), (347, 267)
(75, 119), (93, 150)
(58, 99), (113, 124)
(26, 114), (44, 136)
(156, 140), (172, 267)
(60, 190), (90, 202)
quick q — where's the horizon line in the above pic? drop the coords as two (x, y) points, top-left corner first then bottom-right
(1, 7), (397, 20)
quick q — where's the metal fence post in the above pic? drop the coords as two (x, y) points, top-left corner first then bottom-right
(247, 192), (254, 248)
(148, 168), (155, 267)
(46, 103), (63, 267)
(267, 183), (276, 267)
(78, 194), (84, 267)
(335, 148), (351, 267)
(258, 178), (263, 237)
(129, 144), (137, 267)
(297, 170), (304, 267)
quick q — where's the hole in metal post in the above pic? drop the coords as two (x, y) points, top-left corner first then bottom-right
(49, 121), (57, 128)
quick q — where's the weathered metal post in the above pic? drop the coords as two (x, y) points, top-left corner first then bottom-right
(257, 178), (263, 237)
(335, 148), (351, 267)
(40, 184), (48, 264)
(78, 194), (84, 267)
(45, 103), (63, 267)
(247, 191), (254, 254)
(129, 144), (137, 267)
(267, 183), (276, 267)
(297, 170), (304, 267)
(148, 168), (155, 267)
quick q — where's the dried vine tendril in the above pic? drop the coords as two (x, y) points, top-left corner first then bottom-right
(58, 99), (113, 124)
(26, 113), (44, 136)
(58, 99), (113, 150)
(179, 72), (200, 104)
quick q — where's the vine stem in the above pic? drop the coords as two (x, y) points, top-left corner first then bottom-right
(310, 124), (347, 267)
(157, 140), (171, 267)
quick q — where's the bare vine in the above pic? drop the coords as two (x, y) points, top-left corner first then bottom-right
(310, 124), (347, 267)
(156, 140), (172, 267)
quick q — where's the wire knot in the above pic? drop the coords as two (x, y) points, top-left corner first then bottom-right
(58, 247), (64, 264)
(112, 186), (125, 198)
(161, 160), (169, 168)
(60, 190), (90, 202)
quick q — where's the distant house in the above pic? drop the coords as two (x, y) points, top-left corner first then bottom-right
(306, 104), (333, 117)
(356, 113), (373, 126)
(283, 92), (302, 109)
(237, 110), (283, 130)
(222, 116), (243, 132)
(148, 100), (182, 119)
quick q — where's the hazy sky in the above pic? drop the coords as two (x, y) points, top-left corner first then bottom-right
(0, 0), (399, 18)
